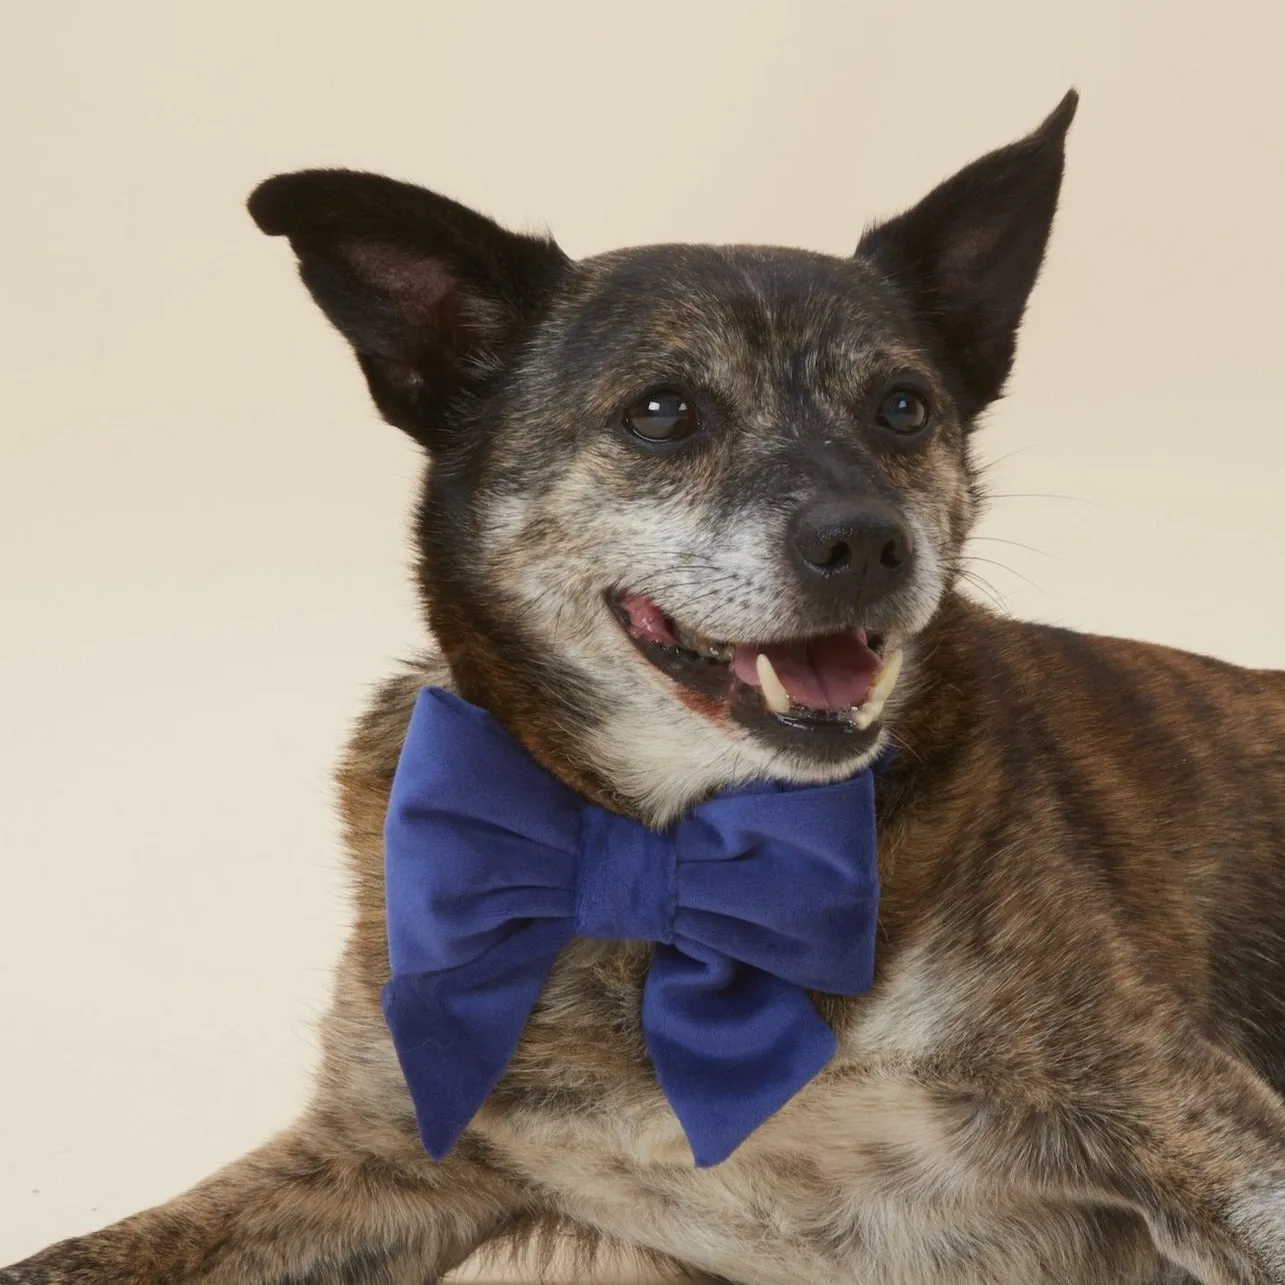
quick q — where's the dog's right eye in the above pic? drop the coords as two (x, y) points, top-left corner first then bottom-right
(623, 389), (700, 443)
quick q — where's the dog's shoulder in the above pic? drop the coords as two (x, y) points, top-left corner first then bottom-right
(939, 596), (1283, 751)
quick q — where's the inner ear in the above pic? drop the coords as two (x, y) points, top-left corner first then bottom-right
(248, 169), (570, 448)
(341, 241), (458, 326)
(296, 240), (466, 361)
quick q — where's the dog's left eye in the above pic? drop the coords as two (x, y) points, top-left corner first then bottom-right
(875, 388), (930, 435)
(623, 389), (700, 442)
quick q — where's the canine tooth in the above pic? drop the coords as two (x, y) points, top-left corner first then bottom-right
(869, 648), (905, 707)
(756, 653), (792, 715)
(850, 651), (903, 731)
(851, 697), (883, 731)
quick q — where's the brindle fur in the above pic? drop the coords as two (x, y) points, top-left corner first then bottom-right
(8, 91), (1285, 1285)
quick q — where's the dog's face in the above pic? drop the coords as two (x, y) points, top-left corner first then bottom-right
(446, 246), (971, 816)
(250, 92), (1075, 821)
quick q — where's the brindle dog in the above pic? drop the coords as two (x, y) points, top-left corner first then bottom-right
(8, 90), (1285, 1285)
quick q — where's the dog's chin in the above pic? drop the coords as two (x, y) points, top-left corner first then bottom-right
(606, 590), (907, 772)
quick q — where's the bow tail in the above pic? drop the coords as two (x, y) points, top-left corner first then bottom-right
(381, 920), (573, 1160)
(641, 945), (838, 1168)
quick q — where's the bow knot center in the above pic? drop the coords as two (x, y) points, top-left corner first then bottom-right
(575, 807), (677, 944)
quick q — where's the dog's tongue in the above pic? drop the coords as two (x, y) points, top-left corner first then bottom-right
(733, 629), (882, 710)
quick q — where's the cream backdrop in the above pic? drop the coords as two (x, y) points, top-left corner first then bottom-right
(2, 1), (1283, 1278)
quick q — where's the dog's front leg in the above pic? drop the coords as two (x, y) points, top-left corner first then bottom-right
(1126, 1043), (1285, 1284)
(0, 1118), (527, 1285)
(990, 1034), (1285, 1285)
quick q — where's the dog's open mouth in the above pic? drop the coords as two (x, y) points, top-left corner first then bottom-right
(610, 590), (904, 738)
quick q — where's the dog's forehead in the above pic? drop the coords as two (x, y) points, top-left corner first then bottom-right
(554, 243), (908, 372)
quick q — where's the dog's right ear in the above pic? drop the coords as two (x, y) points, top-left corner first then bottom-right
(248, 170), (571, 448)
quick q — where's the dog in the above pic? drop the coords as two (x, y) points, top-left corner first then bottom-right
(7, 88), (1285, 1285)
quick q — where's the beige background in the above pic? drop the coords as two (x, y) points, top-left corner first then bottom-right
(2, 0), (1283, 1277)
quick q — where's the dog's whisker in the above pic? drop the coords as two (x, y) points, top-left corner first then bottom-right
(956, 569), (1012, 616)
(969, 536), (1054, 559)
(962, 556), (1045, 594)
(986, 491), (1095, 505)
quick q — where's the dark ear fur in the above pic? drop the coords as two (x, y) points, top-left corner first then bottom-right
(247, 170), (571, 447)
(858, 89), (1078, 421)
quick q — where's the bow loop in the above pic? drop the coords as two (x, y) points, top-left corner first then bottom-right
(383, 690), (584, 975)
(671, 779), (880, 994)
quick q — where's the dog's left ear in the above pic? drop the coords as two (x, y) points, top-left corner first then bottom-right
(858, 90), (1078, 421)
(248, 170), (571, 449)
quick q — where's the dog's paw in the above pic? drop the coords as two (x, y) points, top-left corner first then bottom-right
(0, 1241), (113, 1285)
(0, 1265), (61, 1285)
(1, 1267), (87, 1285)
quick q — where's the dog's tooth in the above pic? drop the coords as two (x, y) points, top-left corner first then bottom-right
(851, 695), (885, 731)
(755, 653), (792, 715)
(849, 651), (902, 731)
(672, 620), (729, 659)
(869, 648), (905, 707)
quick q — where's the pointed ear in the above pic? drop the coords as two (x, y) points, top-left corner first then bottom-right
(247, 170), (571, 447)
(857, 90), (1078, 421)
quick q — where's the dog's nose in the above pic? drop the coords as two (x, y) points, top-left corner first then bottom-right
(789, 500), (913, 602)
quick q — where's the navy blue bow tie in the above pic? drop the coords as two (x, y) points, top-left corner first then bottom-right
(381, 688), (882, 1168)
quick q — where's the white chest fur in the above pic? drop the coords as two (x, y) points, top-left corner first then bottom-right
(479, 946), (1163, 1285)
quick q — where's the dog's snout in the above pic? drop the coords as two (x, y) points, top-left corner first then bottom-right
(789, 500), (913, 602)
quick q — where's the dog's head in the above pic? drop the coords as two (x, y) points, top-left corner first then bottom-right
(249, 93), (1075, 822)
